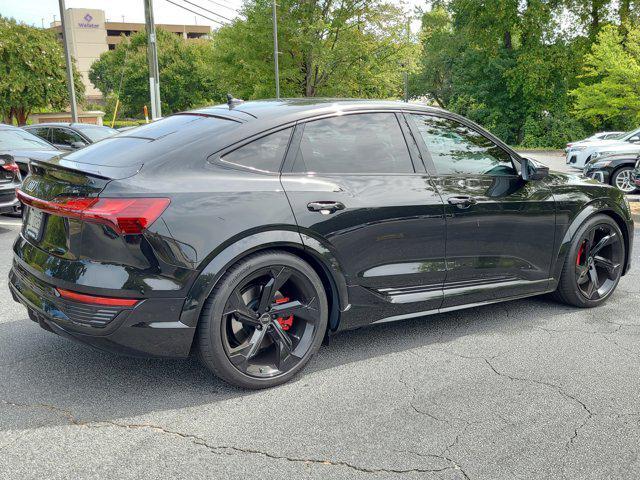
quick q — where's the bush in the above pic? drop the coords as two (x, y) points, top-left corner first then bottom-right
(520, 114), (588, 149)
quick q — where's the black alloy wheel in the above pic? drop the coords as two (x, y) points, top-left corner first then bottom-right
(197, 251), (328, 389)
(574, 224), (623, 300)
(554, 215), (624, 307)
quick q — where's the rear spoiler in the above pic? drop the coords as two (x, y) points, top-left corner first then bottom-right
(30, 157), (142, 180)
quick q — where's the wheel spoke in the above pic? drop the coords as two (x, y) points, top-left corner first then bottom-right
(228, 327), (268, 369)
(270, 297), (320, 324)
(270, 321), (293, 353)
(594, 255), (620, 280)
(586, 266), (599, 299)
(257, 277), (276, 314)
(257, 267), (292, 314)
(576, 264), (589, 285)
(224, 290), (259, 326)
(591, 232), (616, 256)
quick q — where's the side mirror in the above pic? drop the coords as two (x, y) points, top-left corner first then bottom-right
(628, 135), (640, 143)
(70, 141), (86, 149)
(521, 157), (549, 181)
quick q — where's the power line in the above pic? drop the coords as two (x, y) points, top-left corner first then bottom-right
(201, 0), (242, 14)
(163, 0), (228, 26)
(178, 0), (234, 22)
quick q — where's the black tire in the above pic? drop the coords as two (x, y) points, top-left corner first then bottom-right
(553, 214), (625, 307)
(610, 166), (637, 193)
(197, 250), (328, 389)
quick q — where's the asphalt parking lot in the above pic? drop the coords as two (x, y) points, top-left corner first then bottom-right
(1, 169), (640, 479)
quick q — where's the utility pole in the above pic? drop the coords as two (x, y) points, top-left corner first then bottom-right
(403, 19), (410, 103)
(272, 0), (280, 99)
(58, 0), (78, 122)
(144, 0), (162, 119)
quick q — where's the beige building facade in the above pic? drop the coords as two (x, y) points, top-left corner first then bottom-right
(51, 8), (210, 102)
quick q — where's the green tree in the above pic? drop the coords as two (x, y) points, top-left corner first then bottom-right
(209, 0), (416, 99)
(89, 29), (220, 118)
(571, 24), (640, 129)
(410, 0), (597, 146)
(0, 16), (85, 125)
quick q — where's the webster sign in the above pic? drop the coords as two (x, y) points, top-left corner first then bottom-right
(78, 13), (99, 28)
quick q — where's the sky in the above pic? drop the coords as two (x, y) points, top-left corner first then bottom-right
(0, 0), (424, 30)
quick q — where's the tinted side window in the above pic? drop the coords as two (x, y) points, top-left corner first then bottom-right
(292, 113), (413, 174)
(29, 127), (50, 141)
(221, 128), (292, 173)
(411, 114), (516, 176)
(51, 128), (84, 146)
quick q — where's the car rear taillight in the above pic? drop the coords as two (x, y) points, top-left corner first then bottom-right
(56, 288), (140, 307)
(1, 162), (19, 174)
(16, 190), (170, 235)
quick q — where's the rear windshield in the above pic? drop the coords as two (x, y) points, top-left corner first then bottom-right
(118, 114), (237, 140)
(76, 125), (118, 142)
(60, 115), (239, 168)
(0, 129), (52, 150)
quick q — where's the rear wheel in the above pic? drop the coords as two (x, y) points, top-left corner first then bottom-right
(611, 167), (637, 193)
(197, 250), (328, 389)
(554, 215), (624, 307)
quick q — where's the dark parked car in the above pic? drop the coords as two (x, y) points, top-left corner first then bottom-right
(9, 100), (633, 389)
(0, 124), (61, 214)
(583, 152), (640, 193)
(23, 123), (117, 151)
(0, 154), (21, 215)
(0, 124), (61, 178)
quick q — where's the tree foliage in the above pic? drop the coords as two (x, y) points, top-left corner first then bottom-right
(571, 24), (640, 128)
(89, 29), (220, 118)
(0, 16), (85, 125)
(209, 0), (416, 99)
(410, 0), (638, 147)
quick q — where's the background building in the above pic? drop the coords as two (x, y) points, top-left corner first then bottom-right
(50, 8), (210, 102)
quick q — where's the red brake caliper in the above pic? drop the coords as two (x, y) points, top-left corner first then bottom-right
(576, 241), (585, 266)
(275, 297), (294, 331)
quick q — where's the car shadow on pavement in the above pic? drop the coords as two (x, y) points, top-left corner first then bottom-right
(0, 292), (588, 432)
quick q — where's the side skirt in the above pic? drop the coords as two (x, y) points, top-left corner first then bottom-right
(370, 287), (556, 326)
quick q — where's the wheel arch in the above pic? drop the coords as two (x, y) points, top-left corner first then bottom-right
(553, 200), (632, 282)
(179, 229), (348, 335)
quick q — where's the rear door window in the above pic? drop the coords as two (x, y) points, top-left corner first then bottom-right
(29, 127), (51, 143)
(291, 113), (414, 174)
(221, 128), (293, 173)
(50, 128), (84, 147)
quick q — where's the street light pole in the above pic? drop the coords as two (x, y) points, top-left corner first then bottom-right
(57, 0), (78, 122)
(144, 0), (162, 119)
(272, 0), (280, 99)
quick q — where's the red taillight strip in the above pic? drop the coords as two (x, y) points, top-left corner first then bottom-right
(56, 288), (140, 307)
(16, 189), (170, 235)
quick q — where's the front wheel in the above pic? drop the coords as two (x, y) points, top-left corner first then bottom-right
(611, 167), (637, 193)
(197, 250), (328, 389)
(554, 215), (625, 307)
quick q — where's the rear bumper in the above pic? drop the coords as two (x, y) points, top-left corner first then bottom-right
(8, 261), (196, 358)
(0, 189), (19, 214)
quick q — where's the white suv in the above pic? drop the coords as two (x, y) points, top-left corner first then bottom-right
(566, 128), (640, 169)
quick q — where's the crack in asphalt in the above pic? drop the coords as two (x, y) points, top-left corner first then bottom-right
(1, 400), (460, 476)
(403, 449), (471, 480)
(91, 421), (460, 476)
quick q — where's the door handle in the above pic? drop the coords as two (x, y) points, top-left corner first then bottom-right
(307, 201), (345, 214)
(447, 196), (477, 209)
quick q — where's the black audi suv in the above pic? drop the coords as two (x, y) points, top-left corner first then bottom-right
(9, 99), (633, 388)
